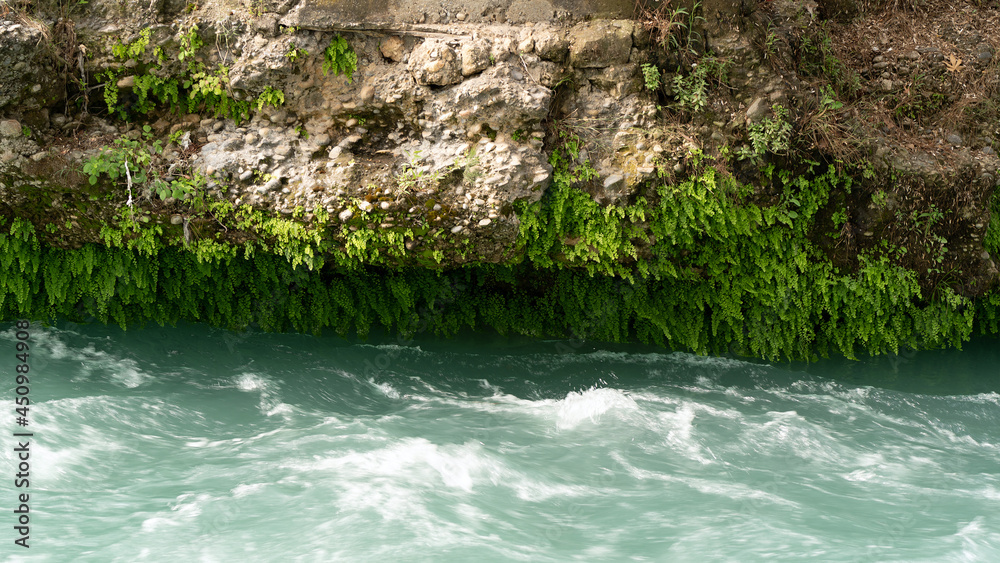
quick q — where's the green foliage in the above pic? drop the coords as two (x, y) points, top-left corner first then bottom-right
(156, 171), (205, 201)
(672, 66), (708, 113)
(892, 90), (949, 123)
(82, 126), (162, 188)
(178, 23), (203, 62)
(636, 0), (706, 54)
(99, 24), (261, 123)
(459, 146), (480, 184)
(184, 64), (251, 123)
(0, 189), (978, 360)
(82, 126), (203, 208)
(798, 25), (861, 99)
(255, 86), (285, 111)
(112, 28), (151, 61)
(872, 189), (888, 208)
(511, 131), (975, 360)
(396, 150), (457, 195)
(641, 63), (661, 91)
(671, 57), (728, 114)
(832, 208), (848, 229)
(285, 44), (308, 62)
(323, 35), (357, 83)
(819, 84), (843, 112)
(3, 98), (989, 360)
(737, 104), (794, 163)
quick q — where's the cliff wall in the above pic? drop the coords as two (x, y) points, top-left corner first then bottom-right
(1, 0), (999, 359)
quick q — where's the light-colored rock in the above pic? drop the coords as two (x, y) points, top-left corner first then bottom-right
(408, 40), (462, 85)
(534, 31), (568, 62)
(380, 36), (406, 62)
(568, 20), (633, 68)
(745, 98), (769, 123)
(0, 119), (21, 138)
(460, 39), (491, 77)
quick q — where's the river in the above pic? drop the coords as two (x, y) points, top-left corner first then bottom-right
(3, 322), (999, 561)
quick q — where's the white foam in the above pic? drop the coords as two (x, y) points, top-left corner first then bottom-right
(369, 379), (401, 399)
(233, 372), (291, 418)
(234, 372), (269, 392)
(140, 494), (206, 532)
(232, 483), (265, 498)
(555, 387), (638, 430)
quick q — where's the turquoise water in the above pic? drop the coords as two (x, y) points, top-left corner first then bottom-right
(3, 322), (1000, 561)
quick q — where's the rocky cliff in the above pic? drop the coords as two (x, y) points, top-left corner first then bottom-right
(1, 0), (999, 359)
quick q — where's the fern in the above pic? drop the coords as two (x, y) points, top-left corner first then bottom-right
(322, 35), (358, 82)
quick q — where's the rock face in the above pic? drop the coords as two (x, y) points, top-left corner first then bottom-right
(282, 0), (634, 27)
(568, 20), (633, 68)
(1, 0), (999, 296)
(0, 11), (667, 265)
(0, 20), (63, 116)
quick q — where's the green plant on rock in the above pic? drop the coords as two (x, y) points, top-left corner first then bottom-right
(737, 104), (793, 163)
(323, 35), (357, 83)
(98, 23), (264, 124)
(396, 151), (447, 195)
(112, 28), (151, 61)
(184, 64), (251, 123)
(672, 67), (708, 112)
(178, 23), (204, 62)
(641, 63), (661, 91)
(285, 44), (308, 62)
(798, 24), (861, 99)
(459, 146), (481, 185)
(256, 86), (285, 111)
(82, 126), (163, 199)
(82, 126), (206, 209)
(635, 0), (706, 55)
(103, 29), (173, 120)
(671, 57), (729, 114)
(156, 171), (206, 202)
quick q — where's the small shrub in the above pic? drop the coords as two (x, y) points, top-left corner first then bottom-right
(737, 104), (794, 163)
(641, 63), (661, 91)
(256, 86), (285, 111)
(323, 35), (357, 83)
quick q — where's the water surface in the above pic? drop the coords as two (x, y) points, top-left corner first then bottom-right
(3, 322), (999, 561)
